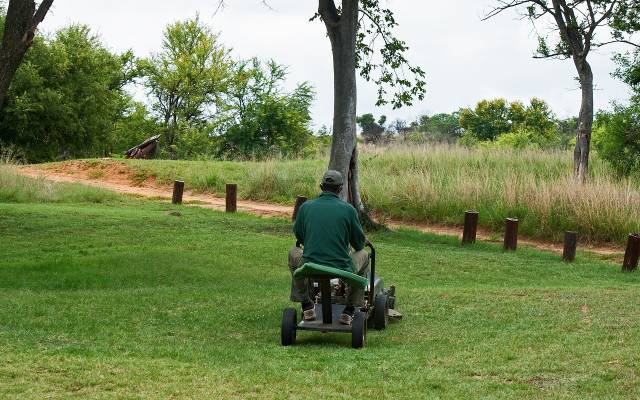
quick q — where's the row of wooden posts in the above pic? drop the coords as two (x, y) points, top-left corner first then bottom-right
(171, 181), (640, 273)
(461, 210), (639, 272)
(172, 180), (239, 213)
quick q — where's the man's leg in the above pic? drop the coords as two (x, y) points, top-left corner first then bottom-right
(288, 246), (316, 320)
(288, 246), (310, 303)
(340, 250), (370, 325)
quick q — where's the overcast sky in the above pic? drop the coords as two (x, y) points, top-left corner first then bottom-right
(40, 0), (634, 129)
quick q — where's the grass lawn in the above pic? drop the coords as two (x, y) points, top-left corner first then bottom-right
(1, 194), (639, 399)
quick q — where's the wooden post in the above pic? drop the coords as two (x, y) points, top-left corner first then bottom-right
(226, 184), (237, 213)
(563, 231), (577, 262)
(462, 210), (479, 245)
(622, 233), (640, 272)
(504, 218), (518, 251)
(292, 196), (308, 222)
(172, 181), (184, 205)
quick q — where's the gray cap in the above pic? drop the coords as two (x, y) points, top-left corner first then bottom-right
(322, 170), (344, 185)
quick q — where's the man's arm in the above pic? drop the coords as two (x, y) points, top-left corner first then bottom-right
(293, 204), (305, 244)
(349, 208), (366, 251)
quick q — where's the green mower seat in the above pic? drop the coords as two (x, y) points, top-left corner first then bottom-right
(293, 262), (368, 289)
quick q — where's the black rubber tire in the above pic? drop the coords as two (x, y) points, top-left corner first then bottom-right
(373, 293), (389, 330)
(281, 308), (297, 346)
(351, 311), (367, 349)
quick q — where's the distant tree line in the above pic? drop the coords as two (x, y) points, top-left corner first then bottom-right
(357, 98), (576, 151)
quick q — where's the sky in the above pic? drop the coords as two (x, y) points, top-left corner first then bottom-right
(40, 0), (635, 130)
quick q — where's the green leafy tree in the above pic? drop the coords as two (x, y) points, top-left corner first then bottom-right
(357, 113), (387, 144)
(593, 102), (640, 176)
(614, 49), (640, 94)
(140, 16), (232, 159)
(0, 24), (135, 161)
(459, 99), (515, 141)
(460, 98), (559, 148)
(597, 15), (640, 177)
(557, 117), (578, 150)
(214, 58), (314, 160)
(415, 112), (461, 143)
(485, 0), (640, 181)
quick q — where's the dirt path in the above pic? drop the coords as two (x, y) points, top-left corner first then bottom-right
(18, 161), (624, 259)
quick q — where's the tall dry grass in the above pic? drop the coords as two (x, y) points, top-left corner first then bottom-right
(357, 145), (639, 244)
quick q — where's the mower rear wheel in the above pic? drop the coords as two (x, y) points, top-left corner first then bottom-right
(373, 293), (389, 330)
(281, 308), (297, 346)
(351, 311), (367, 349)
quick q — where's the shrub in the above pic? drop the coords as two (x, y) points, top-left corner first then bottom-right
(593, 101), (640, 177)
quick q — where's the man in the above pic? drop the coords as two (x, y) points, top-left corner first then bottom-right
(288, 170), (369, 326)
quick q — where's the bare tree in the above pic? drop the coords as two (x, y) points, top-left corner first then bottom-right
(0, 0), (54, 107)
(485, 0), (639, 181)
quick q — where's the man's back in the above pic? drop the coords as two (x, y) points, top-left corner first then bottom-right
(293, 191), (366, 271)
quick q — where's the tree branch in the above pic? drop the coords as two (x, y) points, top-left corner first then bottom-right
(594, 39), (640, 49)
(31, 0), (54, 29)
(318, 0), (340, 27)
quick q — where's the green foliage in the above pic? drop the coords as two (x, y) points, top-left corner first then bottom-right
(411, 112), (461, 144)
(460, 98), (560, 149)
(139, 15), (232, 159)
(614, 49), (640, 94)
(356, 0), (426, 109)
(111, 101), (160, 156)
(312, 0), (426, 109)
(357, 113), (388, 144)
(593, 100), (640, 177)
(0, 25), (134, 162)
(213, 59), (314, 160)
(459, 99), (515, 141)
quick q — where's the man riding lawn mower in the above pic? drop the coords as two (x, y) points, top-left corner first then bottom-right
(282, 170), (400, 349)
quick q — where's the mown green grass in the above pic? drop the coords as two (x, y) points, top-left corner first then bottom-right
(97, 145), (640, 245)
(1, 175), (639, 398)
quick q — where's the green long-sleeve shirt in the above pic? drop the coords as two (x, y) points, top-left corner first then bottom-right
(293, 191), (366, 272)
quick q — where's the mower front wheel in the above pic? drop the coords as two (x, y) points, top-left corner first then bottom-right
(281, 308), (297, 346)
(351, 311), (367, 349)
(373, 293), (389, 330)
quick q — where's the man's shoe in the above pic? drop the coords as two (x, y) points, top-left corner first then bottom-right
(339, 306), (355, 326)
(302, 303), (316, 321)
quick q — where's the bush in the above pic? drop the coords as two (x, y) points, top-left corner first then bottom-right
(593, 101), (640, 177)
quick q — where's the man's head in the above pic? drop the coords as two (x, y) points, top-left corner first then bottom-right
(320, 170), (344, 194)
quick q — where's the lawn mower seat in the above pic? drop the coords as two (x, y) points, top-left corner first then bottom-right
(293, 262), (369, 288)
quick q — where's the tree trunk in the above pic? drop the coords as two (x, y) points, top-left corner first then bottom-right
(321, 0), (379, 229)
(573, 59), (593, 182)
(0, 0), (54, 107)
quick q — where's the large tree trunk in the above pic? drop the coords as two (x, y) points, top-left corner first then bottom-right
(326, 1), (357, 201)
(321, 0), (378, 229)
(0, 0), (54, 107)
(573, 59), (593, 182)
